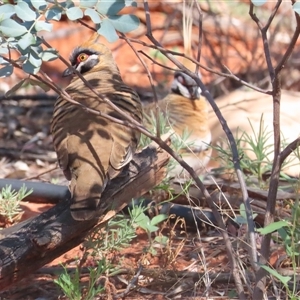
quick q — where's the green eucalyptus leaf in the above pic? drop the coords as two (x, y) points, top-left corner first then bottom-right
(22, 59), (40, 74)
(5, 78), (27, 97)
(145, 223), (159, 233)
(96, 0), (124, 15)
(239, 203), (246, 219)
(84, 8), (101, 23)
(80, 0), (98, 8)
(125, 1), (137, 7)
(35, 21), (53, 32)
(28, 78), (50, 92)
(0, 4), (15, 20)
(45, 6), (63, 21)
(30, 44), (43, 55)
(0, 48), (8, 55)
(60, 0), (75, 9)
(108, 14), (139, 33)
(28, 52), (42, 68)
(21, 20), (35, 31)
(18, 32), (36, 50)
(0, 19), (27, 37)
(257, 220), (289, 235)
(154, 235), (168, 245)
(293, 2), (300, 15)
(259, 264), (291, 285)
(30, 0), (48, 10)
(66, 6), (83, 20)
(39, 49), (58, 61)
(0, 64), (13, 77)
(15, 1), (37, 21)
(251, 0), (267, 6)
(151, 214), (168, 226)
(234, 215), (247, 225)
(97, 19), (118, 42)
(134, 212), (148, 225)
(17, 55), (27, 63)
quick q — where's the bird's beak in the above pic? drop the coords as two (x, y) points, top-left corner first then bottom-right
(62, 67), (75, 77)
(189, 85), (201, 100)
(175, 72), (202, 100)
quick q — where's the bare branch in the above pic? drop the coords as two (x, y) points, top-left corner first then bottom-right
(194, 0), (203, 74)
(275, 1), (300, 74)
(120, 33), (162, 139)
(264, 0), (282, 32)
(142, 0), (250, 298)
(280, 136), (300, 168)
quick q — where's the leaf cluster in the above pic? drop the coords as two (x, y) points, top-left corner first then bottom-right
(0, 0), (139, 76)
(0, 184), (32, 224)
(54, 260), (107, 299)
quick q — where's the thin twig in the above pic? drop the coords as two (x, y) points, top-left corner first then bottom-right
(249, 1), (292, 299)
(76, 19), (272, 95)
(120, 33), (161, 139)
(194, 0), (203, 74)
(249, 2), (278, 82)
(142, 0), (248, 298)
(275, 0), (300, 75)
(280, 137), (300, 167)
(24, 165), (58, 181)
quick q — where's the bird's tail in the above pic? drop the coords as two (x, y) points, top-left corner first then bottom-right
(69, 163), (108, 221)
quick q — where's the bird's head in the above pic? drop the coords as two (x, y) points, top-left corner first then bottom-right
(62, 38), (120, 77)
(171, 71), (202, 100)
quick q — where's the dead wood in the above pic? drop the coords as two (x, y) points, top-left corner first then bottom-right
(0, 144), (170, 291)
(170, 180), (293, 223)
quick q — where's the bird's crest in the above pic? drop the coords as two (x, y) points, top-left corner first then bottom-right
(79, 32), (111, 56)
(182, 0), (197, 72)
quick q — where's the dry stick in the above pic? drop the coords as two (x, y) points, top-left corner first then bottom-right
(275, 0), (300, 75)
(119, 33), (161, 140)
(250, 2), (281, 298)
(77, 19), (271, 95)
(142, 0), (248, 298)
(250, 1), (300, 299)
(280, 137), (300, 167)
(24, 165), (58, 181)
(194, 0), (203, 75)
(131, 37), (271, 94)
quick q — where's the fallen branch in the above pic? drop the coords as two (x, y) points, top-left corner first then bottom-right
(0, 144), (170, 290)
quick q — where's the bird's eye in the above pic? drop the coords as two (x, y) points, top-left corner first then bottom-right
(177, 75), (186, 85)
(77, 53), (88, 62)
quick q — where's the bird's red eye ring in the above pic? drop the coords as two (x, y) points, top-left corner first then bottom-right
(77, 53), (88, 62)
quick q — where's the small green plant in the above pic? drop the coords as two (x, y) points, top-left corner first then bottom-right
(50, 177), (60, 184)
(129, 200), (168, 255)
(255, 178), (300, 299)
(214, 115), (292, 188)
(54, 259), (107, 299)
(256, 219), (296, 298)
(56, 214), (138, 298)
(241, 115), (274, 184)
(139, 109), (171, 149)
(0, 184), (32, 223)
(54, 265), (81, 300)
(140, 109), (198, 184)
(84, 213), (138, 260)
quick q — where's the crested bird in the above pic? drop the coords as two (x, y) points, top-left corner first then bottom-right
(143, 2), (211, 179)
(144, 70), (211, 178)
(51, 34), (143, 221)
